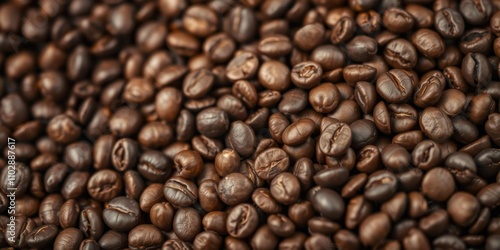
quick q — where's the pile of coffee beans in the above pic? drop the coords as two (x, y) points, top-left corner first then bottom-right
(1, 0), (500, 249)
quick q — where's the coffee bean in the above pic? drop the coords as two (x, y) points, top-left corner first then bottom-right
(411, 29), (445, 58)
(448, 192), (480, 227)
(163, 176), (198, 208)
(87, 170), (123, 202)
(419, 209), (449, 238)
(359, 212), (391, 247)
(196, 107), (230, 138)
(435, 8), (465, 38)
(128, 224), (164, 250)
(346, 35), (378, 62)
(319, 122), (352, 157)
(420, 107), (454, 143)
(460, 0), (492, 26)
(26, 224), (59, 248)
(226, 203), (259, 238)
(252, 188), (283, 214)
(383, 8), (414, 33)
(97, 230), (127, 250)
(128, 157), (160, 186)
(364, 170), (398, 202)
(310, 188), (345, 221)
(290, 61), (323, 89)
(445, 152), (477, 184)
(103, 196), (141, 232)
(376, 69), (414, 103)
(79, 207), (104, 240)
(254, 148), (290, 180)
(381, 144), (411, 170)
(218, 173), (254, 205)
(54, 228), (83, 250)
(258, 60), (291, 91)
(268, 214), (296, 237)
(225, 52), (259, 82)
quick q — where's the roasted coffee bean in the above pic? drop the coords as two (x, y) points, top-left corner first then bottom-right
(384, 38), (417, 70)
(346, 36), (378, 62)
(59, 199), (80, 229)
(226, 52), (259, 82)
(309, 83), (341, 114)
(252, 188), (283, 214)
(254, 148), (290, 180)
(218, 173), (254, 206)
(359, 212), (391, 247)
(294, 23), (325, 51)
(477, 183), (500, 208)
(445, 152), (477, 184)
(435, 8), (465, 39)
(311, 45), (346, 71)
(350, 119), (378, 149)
(290, 61), (323, 89)
(344, 65), (377, 85)
(258, 60), (291, 91)
(420, 107), (454, 143)
(376, 69), (413, 103)
(381, 144), (411, 171)
(411, 29), (445, 58)
(79, 207), (104, 240)
(3, 1), (500, 248)
(26, 224), (59, 248)
(226, 121), (256, 158)
(98, 230), (127, 250)
(448, 192), (480, 227)
(226, 203), (259, 239)
(414, 70), (446, 108)
(309, 188), (345, 222)
(54, 228), (83, 250)
(196, 107), (230, 138)
(319, 122), (352, 157)
(203, 211), (228, 235)
(87, 169), (123, 202)
(268, 214), (296, 237)
(163, 176), (198, 208)
(128, 224), (164, 250)
(364, 170), (398, 202)
(46, 114), (81, 144)
(111, 138), (139, 172)
(460, 0), (493, 26)
(103, 196), (141, 232)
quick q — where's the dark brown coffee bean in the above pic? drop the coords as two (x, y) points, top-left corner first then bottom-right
(258, 60), (291, 91)
(254, 148), (290, 180)
(156, 87), (183, 122)
(319, 122), (352, 157)
(87, 169), (123, 202)
(359, 212), (391, 247)
(383, 8), (414, 33)
(163, 176), (198, 208)
(411, 29), (445, 58)
(435, 8), (465, 39)
(293, 23), (325, 51)
(226, 203), (259, 239)
(448, 192), (480, 227)
(290, 61), (323, 89)
(420, 107), (454, 143)
(376, 69), (414, 103)
(460, 0), (492, 26)
(346, 35), (378, 62)
(225, 52), (259, 82)
(196, 107), (230, 138)
(310, 188), (345, 222)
